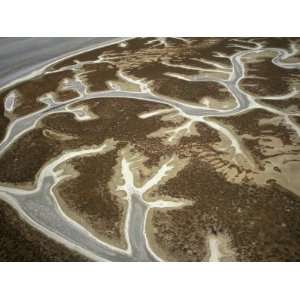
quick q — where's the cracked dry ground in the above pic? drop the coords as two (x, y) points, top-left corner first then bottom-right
(0, 37), (300, 261)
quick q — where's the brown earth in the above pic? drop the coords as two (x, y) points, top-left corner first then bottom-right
(77, 62), (118, 92)
(149, 158), (300, 261)
(258, 97), (300, 114)
(54, 146), (127, 248)
(0, 199), (88, 261)
(0, 98), (171, 186)
(0, 70), (78, 117)
(240, 51), (300, 97)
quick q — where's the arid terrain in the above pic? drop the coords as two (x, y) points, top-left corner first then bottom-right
(0, 37), (300, 261)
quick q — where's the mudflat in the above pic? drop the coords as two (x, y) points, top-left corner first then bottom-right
(0, 37), (300, 261)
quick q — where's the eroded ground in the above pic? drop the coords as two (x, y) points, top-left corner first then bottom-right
(0, 37), (300, 261)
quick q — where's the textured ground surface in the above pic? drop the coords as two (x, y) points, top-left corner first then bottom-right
(0, 37), (300, 261)
(0, 199), (88, 261)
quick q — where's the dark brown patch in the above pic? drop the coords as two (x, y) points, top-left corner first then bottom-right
(0, 70), (77, 118)
(240, 53), (300, 97)
(78, 62), (118, 92)
(0, 199), (87, 261)
(150, 159), (300, 261)
(153, 77), (232, 105)
(210, 108), (298, 165)
(0, 98), (171, 185)
(55, 147), (126, 247)
(258, 98), (300, 113)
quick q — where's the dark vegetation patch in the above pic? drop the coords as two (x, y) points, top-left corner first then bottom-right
(240, 54), (300, 97)
(55, 147), (126, 246)
(151, 159), (300, 261)
(0, 199), (87, 261)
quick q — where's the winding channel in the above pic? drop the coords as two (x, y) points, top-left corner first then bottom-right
(0, 38), (299, 261)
